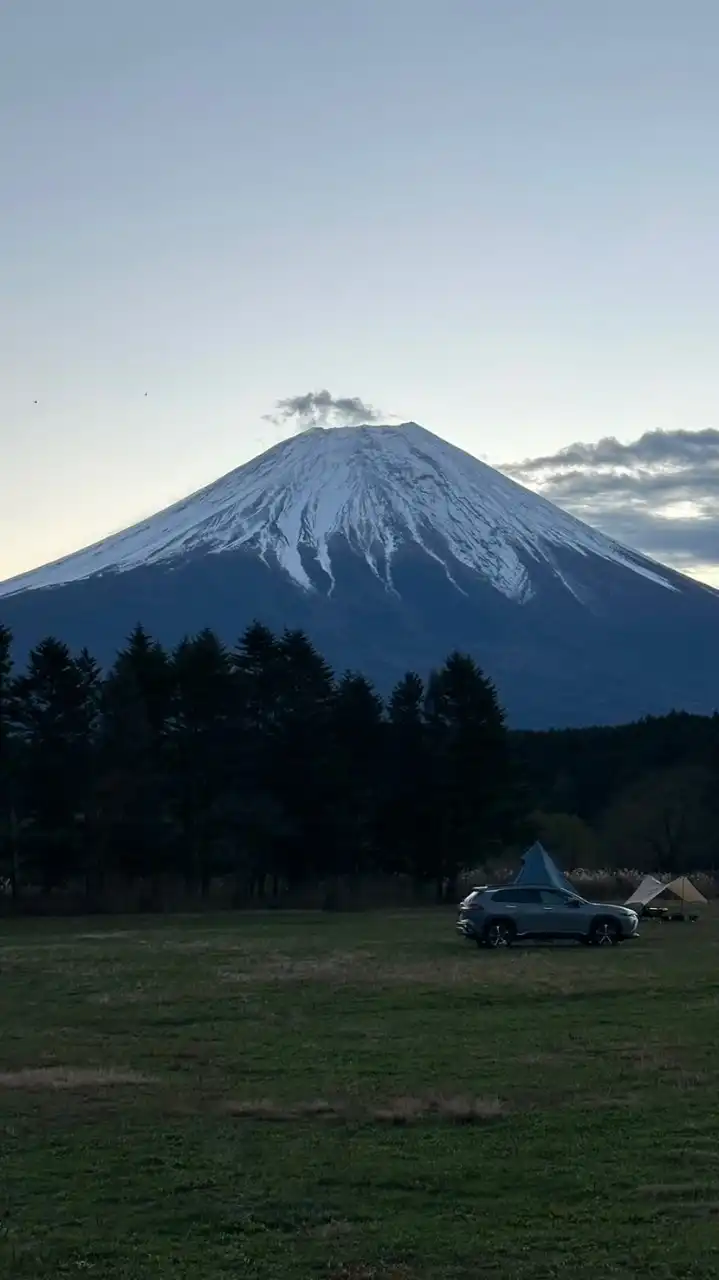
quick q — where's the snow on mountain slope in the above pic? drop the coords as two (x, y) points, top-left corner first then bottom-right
(0, 422), (676, 601)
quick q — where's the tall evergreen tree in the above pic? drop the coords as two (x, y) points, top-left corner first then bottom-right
(384, 671), (436, 885)
(0, 625), (20, 895)
(269, 629), (337, 884)
(330, 672), (385, 878)
(229, 622), (289, 896)
(423, 652), (512, 897)
(169, 629), (234, 894)
(12, 637), (99, 888)
(96, 626), (175, 889)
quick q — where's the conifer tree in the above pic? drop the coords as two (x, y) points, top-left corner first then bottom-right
(424, 652), (511, 896)
(12, 637), (99, 888)
(384, 671), (435, 885)
(330, 671), (385, 876)
(0, 625), (19, 894)
(270, 629), (337, 884)
(169, 629), (234, 894)
(97, 626), (174, 888)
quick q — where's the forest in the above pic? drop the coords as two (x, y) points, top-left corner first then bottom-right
(0, 619), (718, 911)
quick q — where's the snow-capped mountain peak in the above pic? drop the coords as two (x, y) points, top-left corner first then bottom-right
(0, 421), (675, 601)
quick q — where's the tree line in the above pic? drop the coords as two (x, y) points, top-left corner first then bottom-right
(0, 621), (518, 907)
(1, 619), (717, 911)
(516, 712), (719, 877)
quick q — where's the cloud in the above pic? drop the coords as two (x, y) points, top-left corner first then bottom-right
(264, 390), (384, 431)
(501, 429), (719, 583)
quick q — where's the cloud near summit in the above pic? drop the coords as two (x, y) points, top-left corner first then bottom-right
(264, 390), (384, 431)
(501, 428), (719, 585)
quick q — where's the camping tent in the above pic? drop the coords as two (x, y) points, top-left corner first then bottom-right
(625, 875), (665, 907)
(512, 842), (576, 895)
(625, 875), (708, 908)
(668, 876), (708, 905)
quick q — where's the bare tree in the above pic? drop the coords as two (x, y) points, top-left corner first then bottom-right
(601, 765), (714, 874)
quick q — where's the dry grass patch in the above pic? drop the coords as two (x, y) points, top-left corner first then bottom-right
(73, 931), (141, 941)
(306, 1219), (356, 1239)
(617, 1045), (714, 1089)
(86, 987), (156, 1005)
(213, 948), (617, 990)
(638, 1183), (719, 1218)
(639, 1182), (719, 1199)
(328, 1266), (418, 1279)
(0, 1067), (158, 1090)
(217, 948), (380, 984)
(222, 1097), (339, 1121)
(619, 1044), (687, 1069)
(371, 1094), (505, 1125)
(573, 1090), (646, 1112)
(221, 1093), (505, 1125)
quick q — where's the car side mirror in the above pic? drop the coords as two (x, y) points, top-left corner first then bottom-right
(568, 899), (581, 908)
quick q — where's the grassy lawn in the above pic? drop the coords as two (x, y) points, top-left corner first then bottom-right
(1, 909), (718, 1278)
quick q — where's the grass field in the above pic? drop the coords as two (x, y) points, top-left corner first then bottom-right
(1, 909), (718, 1279)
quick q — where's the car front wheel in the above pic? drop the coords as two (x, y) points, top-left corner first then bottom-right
(484, 919), (516, 949)
(589, 918), (621, 947)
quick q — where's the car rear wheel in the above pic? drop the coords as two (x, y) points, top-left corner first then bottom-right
(589, 918), (620, 947)
(484, 919), (516, 949)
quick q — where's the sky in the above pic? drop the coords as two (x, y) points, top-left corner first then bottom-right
(2, 0), (719, 585)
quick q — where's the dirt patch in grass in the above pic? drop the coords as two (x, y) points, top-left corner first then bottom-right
(371, 1094), (504, 1124)
(73, 931), (141, 941)
(307, 1219), (356, 1239)
(328, 1267), (418, 1280)
(684, 1203), (719, 1218)
(213, 948), (655, 995)
(0, 1067), (158, 1090)
(217, 949), (380, 983)
(223, 1097), (338, 1120)
(574, 1090), (647, 1112)
(638, 1184), (719, 1218)
(221, 1093), (505, 1125)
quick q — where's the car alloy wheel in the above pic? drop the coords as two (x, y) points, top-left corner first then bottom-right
(485, 921), (514, 948)
(592, 920), (619, 947)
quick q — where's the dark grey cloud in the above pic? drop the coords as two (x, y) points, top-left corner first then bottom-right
(507, 428), (719, 474)
(501, 429), (719, 581)
(264, 390), (384, 431)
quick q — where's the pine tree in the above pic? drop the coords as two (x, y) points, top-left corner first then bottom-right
(12, 637), (99, 889)
(424, 652), (511, 897)
(230, 623), (289, 897)
(169, 629), (234, 895)
(269, 629), (337, 885)
(232, 621), (284, 735)
(0, 625), (20, 895)
(384, 671), (436, 885)
(96, 626), (175, 892)
(69, 647), (102, 892)
(0, 625), (12, 802)
(330, 672), (385, 879)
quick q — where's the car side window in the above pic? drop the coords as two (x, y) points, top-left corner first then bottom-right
(493, 888), (541, 904)
(538, 889), (566, 906)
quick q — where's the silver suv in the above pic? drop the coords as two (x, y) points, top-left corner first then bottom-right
(457, 885), (639, 948)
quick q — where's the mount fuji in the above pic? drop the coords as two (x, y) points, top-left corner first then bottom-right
(1, 422), (718, 727)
